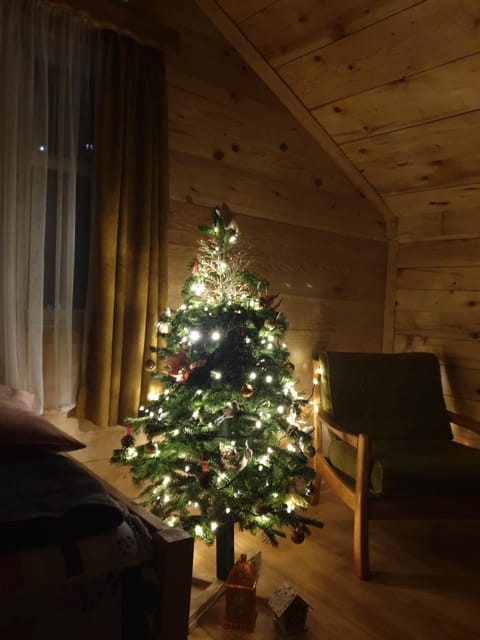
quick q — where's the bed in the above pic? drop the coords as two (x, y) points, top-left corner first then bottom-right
(0, 387), (193, 640)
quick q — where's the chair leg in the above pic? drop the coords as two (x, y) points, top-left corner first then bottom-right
(354, 433), (371, 580)
(353, 504), (370, 580)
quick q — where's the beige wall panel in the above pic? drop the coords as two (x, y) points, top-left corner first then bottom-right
(398, 237), (480, 268)
(385, 184), (480, 220)
(397, 215), (443, 242)
(165, 27), (278, 106)
(386, 184), (480, 239)
(440, 363), (480, 405)
(168, 205), (386, 305)
(394, 334), (480, 368)
(169, 150), (384, 238)
(313, 54), (480, 144)
(235, 0), (421, 68)
(168, 85), (373, 195)
(341, 110), (480, 195)
(397, 267), (480, 291)
(395, 310), (480, 342)
(278, 0), (480, 108)
(396, 289), (480, 314)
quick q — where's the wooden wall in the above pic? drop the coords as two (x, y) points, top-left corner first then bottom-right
(209, 0), (480, 431)
(142, 0), (387, 394)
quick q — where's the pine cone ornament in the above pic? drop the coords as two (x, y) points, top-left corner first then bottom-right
(291, 528), (305, 544)
(121, 434), (135, 449)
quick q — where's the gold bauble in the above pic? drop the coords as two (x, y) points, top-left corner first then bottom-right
(241, 383), (254, 398)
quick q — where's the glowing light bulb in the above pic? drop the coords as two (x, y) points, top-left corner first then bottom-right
(194, 525), (203, 536)
(255, 420), (262, 429)
(162, 476), (171, 486)
(277, 405), (285, 414)
(249, 372), (257, 380)
(211, 331), (221, 341)
(147, 390), (160, 401)
(184, 465), (190, 472)
(211, 370), (222, 380)
(267, 335), (274, 342)
(126, 447), (138, 460)
(210, 521), (218, 531)
(265, 375), (273, 383)
(189, 329), (201, 342)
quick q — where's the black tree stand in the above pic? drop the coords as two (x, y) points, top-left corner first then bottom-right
(216, 521), (235, 580)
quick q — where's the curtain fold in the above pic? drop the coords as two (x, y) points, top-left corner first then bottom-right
(0, 0), (94, 413)
(76, 33), (169, 427)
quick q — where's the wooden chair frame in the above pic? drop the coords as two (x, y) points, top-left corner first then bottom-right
(313, 375), (480, 580)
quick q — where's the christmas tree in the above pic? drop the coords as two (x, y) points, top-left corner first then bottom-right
(112, 205), (322, 562)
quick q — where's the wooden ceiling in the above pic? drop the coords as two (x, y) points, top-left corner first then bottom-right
(197, 0), (480, 242)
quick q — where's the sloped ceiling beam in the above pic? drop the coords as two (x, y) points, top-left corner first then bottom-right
(195, 0), (396, 238)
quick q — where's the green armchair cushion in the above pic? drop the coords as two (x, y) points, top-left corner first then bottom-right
(328, 438), (480, 495)
(319, 352), (452, 440)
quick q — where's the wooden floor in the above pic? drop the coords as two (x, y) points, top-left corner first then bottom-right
(51, 415), (480, 640)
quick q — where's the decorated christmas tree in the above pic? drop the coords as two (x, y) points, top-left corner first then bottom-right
(112, 205), (322, 573)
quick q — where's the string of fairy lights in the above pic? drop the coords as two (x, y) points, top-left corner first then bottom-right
(113, 206), (323, 545)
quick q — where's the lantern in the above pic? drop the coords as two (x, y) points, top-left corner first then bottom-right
(224, 554), (257, 631)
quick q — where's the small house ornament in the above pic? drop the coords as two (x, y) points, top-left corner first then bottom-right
(268, 582), (310, 635)
(224, 553), (257, 631)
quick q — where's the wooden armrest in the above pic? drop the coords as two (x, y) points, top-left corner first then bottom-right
(318, 408), (359, 448)
(448, 411), (480, 436)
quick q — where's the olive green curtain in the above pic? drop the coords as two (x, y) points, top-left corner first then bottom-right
(76, 32), (168, 426)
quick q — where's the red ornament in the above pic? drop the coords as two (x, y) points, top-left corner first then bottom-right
(192, 259), (199, 274)
(166, 348), (206, 383)
(201, 459), (209, 474)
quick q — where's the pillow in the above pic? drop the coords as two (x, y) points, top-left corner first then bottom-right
(0, 405), (86, 453)
(0, 384), (35, 411)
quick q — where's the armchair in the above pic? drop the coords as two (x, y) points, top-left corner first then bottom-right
(313, 351), (480, 580)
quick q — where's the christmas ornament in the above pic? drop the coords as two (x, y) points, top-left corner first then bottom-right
(165, 347), (206, 383)
(303, 445), (316, 458)
(241, 383), (254, 398)
(218, 402), (240, 419)
(219, 441), (252, 472)
(144, 440), (156, 455)
(215, 202), (238, 232)
(291, 529), (305, 544)
(144, 358), (156, 372)
(259, 293), (281, 310)
(121, 425), (135, 449)
(286, 493), (309, 510)
(200, 459), (210, 488)
(192, 258), (199, 274)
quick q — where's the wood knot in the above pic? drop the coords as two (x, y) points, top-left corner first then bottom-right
(279, 143), (288, 152)
(213, 150), (225, 161)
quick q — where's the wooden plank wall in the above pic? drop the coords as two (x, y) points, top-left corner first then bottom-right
(212, 0), (480, 432)
(137, 0), (388, 395)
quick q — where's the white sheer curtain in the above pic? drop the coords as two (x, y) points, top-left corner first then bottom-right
(0, 0), (94, 413)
